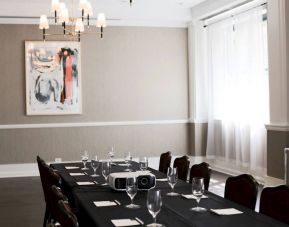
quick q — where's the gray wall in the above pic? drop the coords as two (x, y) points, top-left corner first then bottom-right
(267, 130), (289, 178)
(0, 25), (189, 164)
(188, 123), (207, 156)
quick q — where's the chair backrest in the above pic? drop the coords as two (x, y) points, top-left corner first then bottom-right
(189, 162), (211, 190)
(37, 156), (61, 204)
(50, 185), (68, 223)
(159, 151), (172, 175)
(58, 200), (79, 227)
(173, 155), (190, 181)
(48, 168), (62, 187)
(259, 185), (289, 224)
(37, 156), (50, 202)
(224, 174), (258, 210)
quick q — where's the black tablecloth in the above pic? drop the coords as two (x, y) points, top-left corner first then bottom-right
(51, 162), (288, 227)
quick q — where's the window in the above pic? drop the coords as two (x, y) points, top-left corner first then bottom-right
(204, 6), (269, 173)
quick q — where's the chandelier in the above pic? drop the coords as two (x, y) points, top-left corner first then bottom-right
(39, 0), (107, 42)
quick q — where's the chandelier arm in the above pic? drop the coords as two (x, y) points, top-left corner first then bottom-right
(43, 33), (71, 36)
(43, 31), (102, 36)
(80, 31), (102, 35)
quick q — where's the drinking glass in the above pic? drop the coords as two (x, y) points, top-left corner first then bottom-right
(81, 150), (89, 170)
(166, 167), (178, 196)
(91, 155), (100, 177)
(101, 161), (111, 186)
(125, 177), (140, 209)
(139, 156), (148, 171)
(146, 189), (163, 227)
(108, 145), (116, 165)
(124, 152), (133, 171)
(190, 177), (207, 212)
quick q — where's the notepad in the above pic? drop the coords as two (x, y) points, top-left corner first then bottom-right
(94, 201), (118, 207)
(156, 178), (168, 182)
(117, 163), (130, 166)
(181, 194), (208, 199)
(111, 219), (140, 226)
(135, 170), (151, 174)
(65, 166), (79, 170)
(70, 173), (85, 176)
(210, 208), (243, 215)
(76, 182), (95, 186)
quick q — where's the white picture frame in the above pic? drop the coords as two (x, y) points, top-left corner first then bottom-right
(25, 41), (82, 115)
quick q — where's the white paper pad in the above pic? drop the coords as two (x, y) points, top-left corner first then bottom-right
(210, 208), (243, 215)
(156, 178), (168, 182)
(117, 163), (130, 166)
(76, 182), (95, 186)
(70, 173), (85, 176)
(181, 194), (208, 199)
(65, 166), (79, 170)
(94, 201), (117, 207)
(111, 219), (140, 226)
(135, 170), (151, 174)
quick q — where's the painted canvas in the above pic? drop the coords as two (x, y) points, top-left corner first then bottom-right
(25, 41), (82, 115)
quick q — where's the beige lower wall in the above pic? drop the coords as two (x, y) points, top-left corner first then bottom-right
(0, 124), (189, 164)
(267, 130), (289, 178)
(188, 122), (207, 156)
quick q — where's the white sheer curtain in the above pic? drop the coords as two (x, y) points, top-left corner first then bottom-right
(206, 7), (269, 173)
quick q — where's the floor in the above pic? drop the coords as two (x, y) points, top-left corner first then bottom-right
(0, 177), (45, 227)
(0, 171), (229, 227)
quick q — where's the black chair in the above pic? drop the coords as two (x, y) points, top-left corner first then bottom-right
(159, 151), (172, 175)
(173, 155), (190, 181)
(50, 185), (69, 224)
(37, 156), (52, 227)
(189, 162), (211, 190)
(57, 200), (79, 227)
(259, 185), (289, 224)
(37, 156), (62, 227)
(224, 174), (259, 210)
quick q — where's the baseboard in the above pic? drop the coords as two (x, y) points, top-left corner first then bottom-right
(0, 163), (39, 178)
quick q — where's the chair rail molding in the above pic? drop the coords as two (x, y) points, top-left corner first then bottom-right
(265, 124), (289, 131)
(0, 119), (189, 130)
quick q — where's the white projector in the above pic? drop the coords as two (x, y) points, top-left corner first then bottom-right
(108, 171), (156, 191)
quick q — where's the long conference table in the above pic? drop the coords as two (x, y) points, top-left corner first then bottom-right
(51, 161), (288, 227)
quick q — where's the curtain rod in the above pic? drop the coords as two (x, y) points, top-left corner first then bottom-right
(203, 1), (267, 28)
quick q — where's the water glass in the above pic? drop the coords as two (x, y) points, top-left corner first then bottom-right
(108, 145), (116, 165)
(81, 150), (89, 170)
(139, 156), (148, 171)
(125, 177), (140, 209)
(101, 161), (111, 186)
(166, 167), (178, 196)
(190, 177), (206, 212)
(146, 189), (163, 227)
(91, 155), (100, 177)
(124, 152), (133, 171)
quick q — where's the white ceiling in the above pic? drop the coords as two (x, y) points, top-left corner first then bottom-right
(0, 0), (206, 27)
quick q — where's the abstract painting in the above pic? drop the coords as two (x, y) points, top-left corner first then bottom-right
(25, 41), (82, 115)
